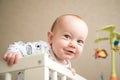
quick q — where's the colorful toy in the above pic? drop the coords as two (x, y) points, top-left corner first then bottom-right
(94, 48), (108, 59)
(94, 25), (120, 80)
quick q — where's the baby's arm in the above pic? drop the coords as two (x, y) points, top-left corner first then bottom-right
(3, 41), (26, 66)
(3, 41), (50, 66)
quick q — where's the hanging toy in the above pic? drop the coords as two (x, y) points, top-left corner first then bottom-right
(94, 48), (108, 59)
(94, 25), (120, 80)
(95, 25), (120, 80)
(113, 40), (120, 54)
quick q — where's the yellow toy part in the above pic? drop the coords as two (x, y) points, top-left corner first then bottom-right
(95, 48), (108, 59)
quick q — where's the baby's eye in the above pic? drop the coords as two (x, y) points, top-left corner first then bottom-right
(77, 40), (84, 44)
(64, 34), (70, 39)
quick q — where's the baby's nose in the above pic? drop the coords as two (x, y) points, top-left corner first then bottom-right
(69, 41), (76, 48)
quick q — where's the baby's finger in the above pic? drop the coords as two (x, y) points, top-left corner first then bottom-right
(14, 54), (20, 64)
(67, 67), (76, 75)
(8, 53), (16, 66)
(4, 53), (13, 62)
(3, 53), (10, 61)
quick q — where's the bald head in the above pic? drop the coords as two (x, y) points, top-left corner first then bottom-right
(50, 14), (88, 37)
(51, 14), (83, 31)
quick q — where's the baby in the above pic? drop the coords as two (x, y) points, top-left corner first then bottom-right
(3, 14), (88, 80)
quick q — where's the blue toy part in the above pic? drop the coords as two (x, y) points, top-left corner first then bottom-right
(114, 40), (119, 47)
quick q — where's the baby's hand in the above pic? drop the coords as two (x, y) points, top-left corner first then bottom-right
(3, 52), (22, 66)
(67, 67), (76, 75)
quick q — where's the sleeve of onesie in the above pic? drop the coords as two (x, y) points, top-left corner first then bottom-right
(6, 41), (29, 56)
(6, 41), (50, 57)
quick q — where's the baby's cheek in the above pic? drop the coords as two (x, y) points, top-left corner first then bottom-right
(80, 46), (84, 52)
(77, 47), (83, 56)
(75, 52), (80, 58)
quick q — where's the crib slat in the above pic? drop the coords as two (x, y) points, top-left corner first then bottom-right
(52, 71), (57, 80)
(44, 67), (49, 80)
(5, 73), (12, 80)
(61, 76), (66, 80)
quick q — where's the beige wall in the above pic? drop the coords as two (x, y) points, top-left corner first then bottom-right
(0, 0), (120, 80)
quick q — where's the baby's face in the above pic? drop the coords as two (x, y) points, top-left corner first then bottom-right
(48, 16), (88, 62)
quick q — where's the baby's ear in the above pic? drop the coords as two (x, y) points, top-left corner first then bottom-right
(47, 31), (53, 44)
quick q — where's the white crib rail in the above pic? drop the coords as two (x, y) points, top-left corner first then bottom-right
(0, 53), (86, 80)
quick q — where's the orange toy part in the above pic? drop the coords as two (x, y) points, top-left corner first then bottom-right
(110, 76), (117, 80)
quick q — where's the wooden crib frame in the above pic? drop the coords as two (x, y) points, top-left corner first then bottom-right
(0, 53), (86, 80)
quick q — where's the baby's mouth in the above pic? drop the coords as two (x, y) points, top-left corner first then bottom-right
(65, 49), (75, 55)
(68, 50), (74, 53)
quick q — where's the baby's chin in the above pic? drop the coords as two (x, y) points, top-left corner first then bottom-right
(64, 56), (74, 60)
(71, 55), (80, 60)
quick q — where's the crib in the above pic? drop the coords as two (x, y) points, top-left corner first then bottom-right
(0, 53), (87, 80)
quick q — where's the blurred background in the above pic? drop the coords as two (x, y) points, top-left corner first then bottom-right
(0, 0), (120, 80)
